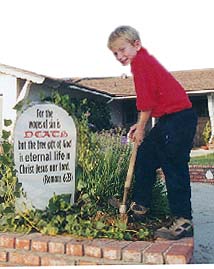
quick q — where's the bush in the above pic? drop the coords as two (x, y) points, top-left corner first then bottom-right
(77, 126), (131, 204)
(203, 120), (211, 144)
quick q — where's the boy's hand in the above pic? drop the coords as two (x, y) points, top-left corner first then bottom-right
(128, 111), (151, 146)
(128, 124), (145, 146)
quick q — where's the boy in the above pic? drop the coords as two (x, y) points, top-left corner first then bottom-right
(107, 25), (197, 240)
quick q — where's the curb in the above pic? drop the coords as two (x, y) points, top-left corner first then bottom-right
(0, 232), (194, 265)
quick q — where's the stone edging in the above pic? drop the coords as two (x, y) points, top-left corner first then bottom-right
(0, 232), (194, 266)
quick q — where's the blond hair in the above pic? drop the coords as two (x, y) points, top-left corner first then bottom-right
(107, 25), (141, 49)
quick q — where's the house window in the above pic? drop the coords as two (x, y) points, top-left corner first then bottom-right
(189, 96), (208, 117)
(122, 100), (138, 126)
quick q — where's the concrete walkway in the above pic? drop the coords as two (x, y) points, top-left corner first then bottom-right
(190, 148), (214, 157)
(191, 182), (214, 264)
(190, 147), (214, 263)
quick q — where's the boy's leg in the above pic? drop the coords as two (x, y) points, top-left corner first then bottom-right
(155, 108), (197, 239)
(132, 127), (160, 210)
(161, 157), (192, 219)
(158, 109), (197, 219)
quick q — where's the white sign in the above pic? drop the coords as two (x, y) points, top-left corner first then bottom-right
(14, 103), (77, 209)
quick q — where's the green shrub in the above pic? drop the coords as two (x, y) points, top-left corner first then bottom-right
(203, 120), (211, 144)
(151, 176), (170, 217)
(77, 126), (131, 204)
(0, 120), (28, 233)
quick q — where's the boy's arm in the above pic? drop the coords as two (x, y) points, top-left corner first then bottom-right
(128, 111), (151, 146)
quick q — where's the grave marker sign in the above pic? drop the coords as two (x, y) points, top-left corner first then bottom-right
(14, 103), (77, 209)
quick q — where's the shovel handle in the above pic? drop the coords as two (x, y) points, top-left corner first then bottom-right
(124, 142), (138, 189)
(121, 142), (138, 206)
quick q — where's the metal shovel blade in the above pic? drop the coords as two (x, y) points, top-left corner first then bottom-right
(108, 197), (121, 209)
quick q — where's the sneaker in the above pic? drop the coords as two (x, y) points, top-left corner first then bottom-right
(130, 202), (149, 215)
(154, 217), (194, 240)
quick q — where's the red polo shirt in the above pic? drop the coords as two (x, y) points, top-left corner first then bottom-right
(131, 48), (192, 118)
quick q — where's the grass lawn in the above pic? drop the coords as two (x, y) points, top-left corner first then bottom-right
(190, 153), (214, 165)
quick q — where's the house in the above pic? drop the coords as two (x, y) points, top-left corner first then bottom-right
(0, 63), (214, 146)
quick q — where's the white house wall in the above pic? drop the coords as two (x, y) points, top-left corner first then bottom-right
(208, 93), (214, 142)
(27, 83), (53, 103)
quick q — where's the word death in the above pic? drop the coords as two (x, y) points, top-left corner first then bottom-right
(24, 130), (68, 138)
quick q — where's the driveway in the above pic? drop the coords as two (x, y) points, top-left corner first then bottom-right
(191, 182), (214, 264)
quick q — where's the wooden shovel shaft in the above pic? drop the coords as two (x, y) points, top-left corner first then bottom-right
(121, 142), (138, 206)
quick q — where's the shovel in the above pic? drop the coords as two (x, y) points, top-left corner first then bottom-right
(109, 141), (138, 224)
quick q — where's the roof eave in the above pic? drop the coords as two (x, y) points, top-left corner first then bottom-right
(0, 63), (45, 84)
(68, 84), (114, 99)
(186, 89), (214, 95)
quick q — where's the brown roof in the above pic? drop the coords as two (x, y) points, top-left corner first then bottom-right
(73, 76), (135, 97)
(72, 68), (214, 97)
(172, 69), (214, 91)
